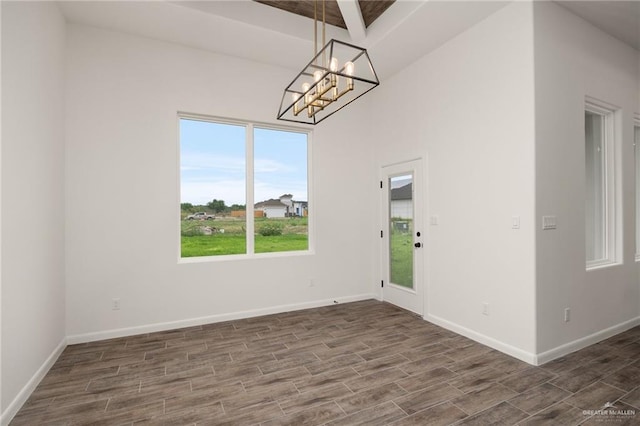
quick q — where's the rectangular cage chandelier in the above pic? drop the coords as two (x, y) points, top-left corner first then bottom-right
(277, 1), (379, 125)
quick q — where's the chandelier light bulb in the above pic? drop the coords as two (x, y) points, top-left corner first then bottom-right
(302, 82), (312, 110)
(292, 92), (301, 102)
(329, 57), (339, 72)
(314, 70), (323, 82)
(344, 61), (355, 76)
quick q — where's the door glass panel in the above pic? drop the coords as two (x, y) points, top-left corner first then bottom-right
(389, 174), (413, 288)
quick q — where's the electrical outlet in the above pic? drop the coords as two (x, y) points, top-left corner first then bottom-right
(112, 298), (121, 310)
(564, 308), (570, 322)
(482, 303), (489, 316)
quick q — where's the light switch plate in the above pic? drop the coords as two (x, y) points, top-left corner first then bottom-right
(542, 215), (557, 230)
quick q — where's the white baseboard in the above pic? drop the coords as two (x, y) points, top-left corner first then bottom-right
(424, 313), (538, 365)
(2, 295), (375, 424)
(1, 337), (67, 426)
(535, 315), (640, 365)
(3, 300), (637, 426)
(67, 294), (377, 344)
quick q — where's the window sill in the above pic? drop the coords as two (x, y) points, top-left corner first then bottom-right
(586, 259), (621, 271)
(179, 249), (315, 264)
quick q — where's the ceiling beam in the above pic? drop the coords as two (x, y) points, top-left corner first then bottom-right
(336, 0), (366, 43)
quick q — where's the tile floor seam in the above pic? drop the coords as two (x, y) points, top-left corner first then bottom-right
(449, 405), (471, 426)
(453, 398), (474, 416)
(564, 398), (586, 411)
(606, 381), (632, 394)
(550, 380), (578, 394)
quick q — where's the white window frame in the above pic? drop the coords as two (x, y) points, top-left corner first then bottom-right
(634, 115), (640, 262)
(178, 113), (313, 262)
(585, 98), (619, 270)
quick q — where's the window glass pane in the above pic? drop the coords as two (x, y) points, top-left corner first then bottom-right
(180, 119), (246, 257)
(585, 111), (606, 262)
(253, 128), (308, 253)
(636, 124), (640, 258)
(389, 174), (413, 288)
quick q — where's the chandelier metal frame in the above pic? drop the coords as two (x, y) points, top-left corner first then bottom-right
(277, 0), (379, 125)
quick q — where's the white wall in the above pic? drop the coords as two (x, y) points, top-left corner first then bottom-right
(64, 24), (376, 340)
(1, 1), (67, 421)
(533, 2), (640, 358)
(5, 11), (637, 425)
(1, 1), (3, 415)
(370, 2), (537, 360)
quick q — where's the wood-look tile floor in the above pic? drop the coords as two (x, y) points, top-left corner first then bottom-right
(10, 300), (640, 425)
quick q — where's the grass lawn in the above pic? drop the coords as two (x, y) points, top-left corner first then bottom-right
(181, 217), (308, 257)
(256, 234), (308, 253)
(181, 216), (414, 284)
(181, 234), (246, 257)
(390, 231), (413, 288)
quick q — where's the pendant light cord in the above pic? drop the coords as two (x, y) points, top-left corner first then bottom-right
(314, 0), (318, 60)
(322, 0), (326, 47)
(322, 0), (326, 65)
(313, 0), (327, 65)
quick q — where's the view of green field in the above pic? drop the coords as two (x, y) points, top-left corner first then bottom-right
(180, 120), (310, 258)
(390, 220), (413, 288)
(182, 210), (413, 288)
(181, 216), (308, 257)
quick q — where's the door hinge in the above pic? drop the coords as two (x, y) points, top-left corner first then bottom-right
(380, 230), (383, 238)
(380, 180), (383, 189)
(381, 280), (384, 288)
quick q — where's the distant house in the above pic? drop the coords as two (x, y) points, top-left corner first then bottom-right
(390, 183), (412, 219)
(292, 199), (308, 217)
(254, 197), (287, 218)
(254, 194), (307, 218)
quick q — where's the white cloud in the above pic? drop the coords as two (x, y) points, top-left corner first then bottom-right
(181, 179), (246, 206)
(254, 180), (307, 203)
(180, 154), (307, 206)
(254, 158), (295, 173)
(180, 152), (245, 173)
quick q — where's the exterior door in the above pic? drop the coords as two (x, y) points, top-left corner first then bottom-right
(381, 159), (424, 315)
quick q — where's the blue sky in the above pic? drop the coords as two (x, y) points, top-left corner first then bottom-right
(180, 119), (308, 206)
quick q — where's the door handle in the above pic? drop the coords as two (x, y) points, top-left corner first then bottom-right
(414, 242), (422, 248)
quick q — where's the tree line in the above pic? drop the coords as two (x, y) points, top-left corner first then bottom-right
(181, 199), (246, 214)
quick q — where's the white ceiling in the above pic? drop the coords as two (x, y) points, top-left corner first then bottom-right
(58, 0), (509, 80)
(58, 1), (639, 81)
(557, 1), (640, 51)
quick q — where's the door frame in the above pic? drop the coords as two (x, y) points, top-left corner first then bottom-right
(379, 158), (425, 316)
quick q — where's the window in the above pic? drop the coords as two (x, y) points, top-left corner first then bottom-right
(179, 115), (310, 258)
(585, 99), (618, 269)
(635, 117), (640, 261)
